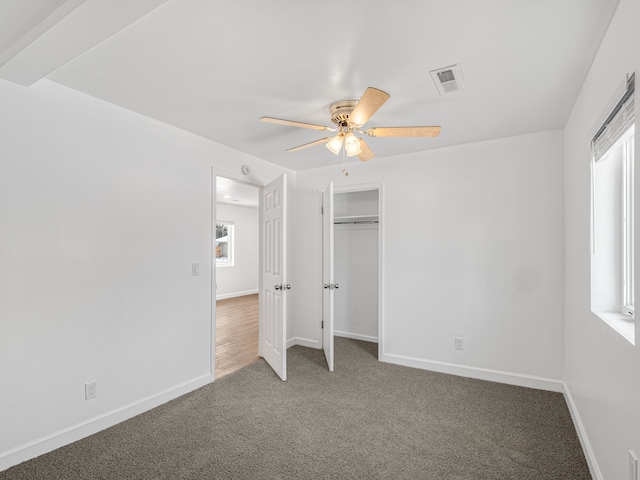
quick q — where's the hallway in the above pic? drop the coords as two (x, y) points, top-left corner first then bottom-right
(215, 294), (260, 378)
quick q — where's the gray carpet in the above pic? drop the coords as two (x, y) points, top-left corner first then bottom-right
(1, 337), (590, 479)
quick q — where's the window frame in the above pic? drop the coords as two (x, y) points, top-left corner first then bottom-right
(621, 127), (635, 316)
(590, 80), (635, 344)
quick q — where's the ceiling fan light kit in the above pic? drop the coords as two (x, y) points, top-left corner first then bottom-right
(260, 86), (441, 166)
(343, 132), (361, 156)
(326, 133), (344, 155)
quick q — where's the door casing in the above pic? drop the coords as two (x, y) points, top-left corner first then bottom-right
(320, 181), (384, 362)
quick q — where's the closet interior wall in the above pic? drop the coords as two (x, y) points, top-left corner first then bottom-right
(334, 190), (379, 342)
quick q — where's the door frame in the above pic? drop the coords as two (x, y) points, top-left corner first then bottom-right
(323, 181), (385, 361)
(210, 168), (265, 380)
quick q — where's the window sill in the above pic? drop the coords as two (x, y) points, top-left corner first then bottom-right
(593, 310), (636, 345)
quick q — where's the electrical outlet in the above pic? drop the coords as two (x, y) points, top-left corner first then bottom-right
(85, 381), (97, 400)
(455, 337), (464, 350)
(630, 450), (638, 480)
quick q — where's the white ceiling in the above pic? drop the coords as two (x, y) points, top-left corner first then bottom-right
(0, 0), (68, 59)
(1, 0), (620, 170)
(216, 177), (259, 209)
(0, 0), (169, 86)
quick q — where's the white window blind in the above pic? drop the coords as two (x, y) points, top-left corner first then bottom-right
(592, 75), (635, 160)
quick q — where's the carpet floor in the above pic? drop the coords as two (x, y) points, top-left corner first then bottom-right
(1, 337), (590, 479)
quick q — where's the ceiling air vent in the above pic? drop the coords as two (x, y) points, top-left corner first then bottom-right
(430, 64), (465, 95)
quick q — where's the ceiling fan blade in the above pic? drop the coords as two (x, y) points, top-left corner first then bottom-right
(260, 116), (334, 131)
(358, 139), (376, 162)
(348, 87), (390, 127)
(366, 126), (441, 138)
(285, 137), (332, 153)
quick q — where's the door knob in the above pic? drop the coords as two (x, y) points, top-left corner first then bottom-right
(334, 283), (339, 289)
(285, 284), (291, 290)
(324, 284), (330, 289)
(274, 284), (282, 290)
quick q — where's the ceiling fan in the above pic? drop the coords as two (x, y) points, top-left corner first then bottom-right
(260, 87), (441, 163)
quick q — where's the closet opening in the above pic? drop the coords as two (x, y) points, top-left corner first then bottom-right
(322, 182), (383, 369)
(334, 188), (380, 345)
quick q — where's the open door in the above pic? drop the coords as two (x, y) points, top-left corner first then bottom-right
(322, 181), (335, 371)
(260, 174), (288, 381)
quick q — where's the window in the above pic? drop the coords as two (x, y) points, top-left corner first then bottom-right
(215, 221), (234, 266)
(591, 75), (635, 343)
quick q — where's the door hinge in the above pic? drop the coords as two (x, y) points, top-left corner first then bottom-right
(321, 320), (324, 329)
(321, 206), (324, 215)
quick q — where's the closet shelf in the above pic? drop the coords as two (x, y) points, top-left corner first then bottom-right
(334, 214), (379, 225)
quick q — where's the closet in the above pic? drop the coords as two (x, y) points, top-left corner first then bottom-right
(333, 189), (379, 343)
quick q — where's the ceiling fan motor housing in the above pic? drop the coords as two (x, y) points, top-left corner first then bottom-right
(330, 100), (357, 126)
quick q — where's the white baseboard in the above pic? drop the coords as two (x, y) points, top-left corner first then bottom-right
(379, 352), (563, 393)
(334, 330), (378, 343)
(0, 373), (212, 473)
(215, 289), (258, 301)
(287, 337), (320, 349)
(562, 382), (603, 480)
(287, 333), (377, 349)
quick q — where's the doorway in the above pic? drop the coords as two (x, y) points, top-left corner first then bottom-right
(322, 182), (383, 371)
(333, 189), (380, 344)
(215, 176), (260, 378)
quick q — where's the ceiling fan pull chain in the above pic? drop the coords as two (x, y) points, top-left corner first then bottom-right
(341, 143), (349, 176)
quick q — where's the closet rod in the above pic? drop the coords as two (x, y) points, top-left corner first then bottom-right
(334, 220), (379, 225)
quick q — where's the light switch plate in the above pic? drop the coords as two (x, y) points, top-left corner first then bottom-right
(192, 263), (200, 276)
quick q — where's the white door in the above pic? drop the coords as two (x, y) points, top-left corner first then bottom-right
(322, 182), (335, 371)
(260, 174), (288, 381)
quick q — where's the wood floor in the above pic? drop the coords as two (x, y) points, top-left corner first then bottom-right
(215, 293), (260, 379)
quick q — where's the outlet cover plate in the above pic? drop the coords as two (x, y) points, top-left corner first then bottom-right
(85, 381), (97, 400)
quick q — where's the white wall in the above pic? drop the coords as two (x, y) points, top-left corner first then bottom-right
(215, 202), (259, 299)
(294, 130), (565, 390)
(0, 79), (293, 470)
(334, 224), (379, 340)
(563, 0), (640, 478)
